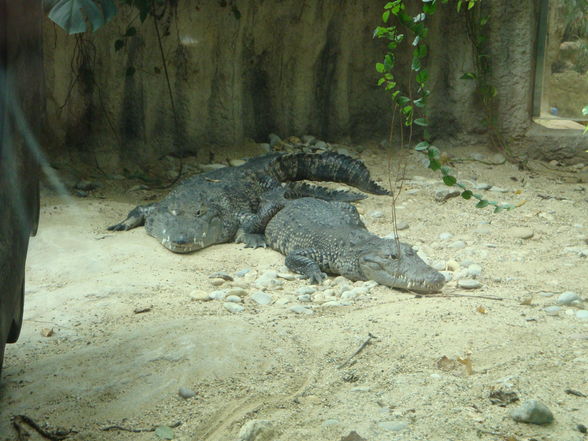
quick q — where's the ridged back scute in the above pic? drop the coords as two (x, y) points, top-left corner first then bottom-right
(268, 152), (390, 196)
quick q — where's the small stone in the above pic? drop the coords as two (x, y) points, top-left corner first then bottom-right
(225, 295), (242, 303)
(446, 260), (460, 271)
(237, 419), (275, 441)
(321, 419), (339, 427)
(274, 297), (292, 306)
(467, 264), (482, 277)
(224, 303), (244, 313)
(556, 291), (581, 305)
(289, 305), (313, 315)
(210, 278), (225, 286)
(229, 159), (246, 167)
(301, 135), (316, 144)
(474, 182), (492, 190)
(369, 210), (384, 219)
(250, 291), (272, 305)
(435, 188), (461, 201)
(228, 287), (247, 297)
(314, 140), (328, 150)
(458, 279), (482, 289)
(510, 399), (554, 425)
(199, 163), (226, 171)
(544, 306), (561, 316)
(178, 387), (196, 399)
(189, 289), (210, 301)
(448, 240), (466, 249)
(439, 232), (453, 240)
(322, 300), (350, 307)
(255, 271), (282, 289)
(489, 186), (508, 193)
(209, 289), (229, 300)
(268, 133), (282, 148)
(341, 287), (368, 300)
(363, 281), (378, 289)
(511, 227), (534, 239)
(297, 294), (312, 302)
(378, 421), (409, 432)
(336, 147), (351, 156)
(576, 310), (588, 320)
(296, 286), (316, 295)
(396, 221), (409, 230)
(235, 268), (252, 277)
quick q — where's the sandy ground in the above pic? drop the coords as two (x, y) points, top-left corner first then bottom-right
(1, 145), (587, 441)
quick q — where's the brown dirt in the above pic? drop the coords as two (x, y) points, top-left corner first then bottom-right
(1, 145), (587, 441)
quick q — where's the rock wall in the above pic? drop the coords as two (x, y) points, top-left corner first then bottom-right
(42, 1), (585, 171)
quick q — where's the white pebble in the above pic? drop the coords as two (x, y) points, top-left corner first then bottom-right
(544, 306), (561, 316)
(322, 300), (351, 307)
(439, 232), (453, 240)
(229, 159), (246, 167)
(228, 287), (247, 297)
(556, 291), (581, 305)
(250, 291), (272, 305)
(297, 294), (312, 302)
(209, 289), (229, 300)
(446, 260), (460, 271)
(189, 289), (209, 301)
(448, 240), (466, 249)
(396, 221), (409, 230)
(489, 186), (508, 193)
(576, 310), (588, 320)
(289, 305), (313, 315)
(296, 286), (316, 295)
(511, 227), (534, 239)
(458, 279), (482, 289)
(225, 295), (242, 303)
(210, 278), (225, 286)
(178, 387), (196, 399)
(467, 264), (482, 277)
(369, 210), (384, 218)
(224, 303), (244, 313)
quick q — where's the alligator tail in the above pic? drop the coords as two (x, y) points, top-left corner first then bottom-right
(271, 152), (390, 195)
(284, 182), (367, 202)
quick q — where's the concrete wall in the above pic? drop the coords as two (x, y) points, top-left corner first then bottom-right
(41, 1), (587, 172)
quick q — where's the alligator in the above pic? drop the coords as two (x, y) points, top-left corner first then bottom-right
(108, 152), (390, 253)
(264, 197), (446, 293)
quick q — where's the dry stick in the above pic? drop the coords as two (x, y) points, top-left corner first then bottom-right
(101, 421), (182, 432)
(11, 415), (76, 441)
(338, 333), (377, 369)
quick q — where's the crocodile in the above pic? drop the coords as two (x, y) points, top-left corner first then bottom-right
(108, 152), (390, 253)
(264, 197), (446, 293)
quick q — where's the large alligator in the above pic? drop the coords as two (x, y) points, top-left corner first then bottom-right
(108, 152), (390, 253)
(264, 197), (446, 293)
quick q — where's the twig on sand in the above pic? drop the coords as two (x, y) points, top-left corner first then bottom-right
(100, 421), (182, 433)
(11, 415), (76, 441)
(338, 333), (377, 369)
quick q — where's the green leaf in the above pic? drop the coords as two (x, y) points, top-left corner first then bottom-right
(413, 13), (426, 22)
(415, 141), (429, 151)
(114, 39), (125, 51)
(475, 200), (489, 208)
(154, 426), (174, 440)
(413, 97), (425, 108)
(443, 175), (457, 186)
(383, 10), (391, 23)
(460, 72), (477, 80)
(582, 105), (588, 116)
(494, 206), (504, 213)
(384, 54), (393, 69)
(414, 118), (428, 127)
(48, 0), (117, 34)
(480, 16), (489, 26)
(397, 96), (411, 105)
(401, 105), (413, 115)
(411, 56), (421, 71)
(416, 69), (428, 84)
(377, 77), (386, 86)
(375, 63), (385, 73)
(461, 190), (473, 199)
(415, 45), (428, 58)
(429, 159), (441, 171)
(468, 0), (476, 9)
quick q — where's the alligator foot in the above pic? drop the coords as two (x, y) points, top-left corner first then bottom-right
(285, 251), (327, 284)
(235, 231), (267, 249)
(107, 204), (154, 231)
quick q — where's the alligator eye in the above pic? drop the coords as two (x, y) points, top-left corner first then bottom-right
(386, 253), (398, 259)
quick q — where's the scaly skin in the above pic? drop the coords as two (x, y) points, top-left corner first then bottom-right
(108, 152), (389, 253)
(264, 198), (446, 293)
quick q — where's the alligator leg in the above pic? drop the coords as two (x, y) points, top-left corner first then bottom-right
(107, 203), (156, 231)
(285, 249), (327, 284)
(235, 200), (285, 248)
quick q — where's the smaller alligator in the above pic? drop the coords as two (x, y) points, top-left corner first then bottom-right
(108, 152), (389, 253)
(264, 197), (446, 293)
